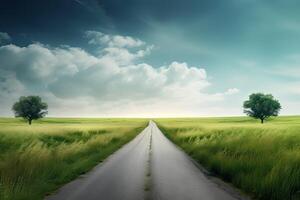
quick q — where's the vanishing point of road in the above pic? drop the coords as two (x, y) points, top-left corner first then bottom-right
(47, 121), (249, 200)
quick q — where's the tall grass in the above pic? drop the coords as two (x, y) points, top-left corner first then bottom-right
(156, 116), (300, 200)
(0, 118), (147, 200)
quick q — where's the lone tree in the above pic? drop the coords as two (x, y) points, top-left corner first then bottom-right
(243, 93), (281, 123)
(12, 96), (48, 125)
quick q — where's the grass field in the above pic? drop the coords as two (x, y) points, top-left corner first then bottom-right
(0, 118), (147, 200)
(156, 116), (300, 200)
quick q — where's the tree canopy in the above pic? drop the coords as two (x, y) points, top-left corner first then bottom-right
(12, 96), (48, 125)
(243, 93), (281, 123)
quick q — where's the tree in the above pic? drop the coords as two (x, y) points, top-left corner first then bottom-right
(12, 96), (48, 125)
(243, 93), (281, 123)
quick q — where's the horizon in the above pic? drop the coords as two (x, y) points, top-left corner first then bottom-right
(1, 114), (299, 119)
(1, 0), (300, 117)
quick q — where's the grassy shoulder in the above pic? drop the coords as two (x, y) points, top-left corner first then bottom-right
(0, 118), (147, 200)
(156, 116), (300, 200)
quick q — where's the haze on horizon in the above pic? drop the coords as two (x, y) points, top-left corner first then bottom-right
(0, 0), (300, 117)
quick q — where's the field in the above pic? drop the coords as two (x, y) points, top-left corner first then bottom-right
(0, 118), (147, 200)
(156, 116), (300, 200)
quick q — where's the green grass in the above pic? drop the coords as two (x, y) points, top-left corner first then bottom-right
(156, 116), (300, 200)
(0, 118), (147, 200)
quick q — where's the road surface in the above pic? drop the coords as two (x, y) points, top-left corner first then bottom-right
(47, 121), (248, 200)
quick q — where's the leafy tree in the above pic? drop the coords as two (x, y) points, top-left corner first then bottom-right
(243, 93), (281, 123)
(12, 96), (48, 125)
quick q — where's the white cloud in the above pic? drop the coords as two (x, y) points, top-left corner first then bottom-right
(85, 31), (145, 48)
(0, 32), (239, 117)
(0, 32), (11, 44)
(86, 31), (153, 65)
(224, 88), (239, 95)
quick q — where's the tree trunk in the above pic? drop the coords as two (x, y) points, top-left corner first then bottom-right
(28, 119), (32, 125)
(260, 118), (264, 124)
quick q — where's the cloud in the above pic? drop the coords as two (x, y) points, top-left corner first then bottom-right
(0, 43), (209, 101)
(224, 88), (239, 95)
(0, 32), (11, 44)
(85, 31), (153, 65)
(0, 32), (238, 116)
(85, 31), (145, 48)
(101, 45), (153, 65)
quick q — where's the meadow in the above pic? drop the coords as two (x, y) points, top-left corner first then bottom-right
(0, 118), (147, 200)
(156, 116), (300, 200)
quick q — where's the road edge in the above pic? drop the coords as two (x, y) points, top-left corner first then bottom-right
(45, 125), (148, 199)
(155, 122), (253, 200)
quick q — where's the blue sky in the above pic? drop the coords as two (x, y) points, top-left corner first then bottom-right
(0, 0), (299, 117)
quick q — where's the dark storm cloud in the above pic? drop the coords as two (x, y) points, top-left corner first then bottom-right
(0, 32), (10, 44)
(2, 0), (300, 52)
(0, 0), (111, 46)
(95, 0), (247, 39)
(0, 0), (261, 45)
(96, 0), (216, 25)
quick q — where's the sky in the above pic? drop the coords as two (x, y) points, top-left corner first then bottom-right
(0, 0), (300, 117)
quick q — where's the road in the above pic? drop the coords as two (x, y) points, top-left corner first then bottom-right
(47, 121), (248, 200)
